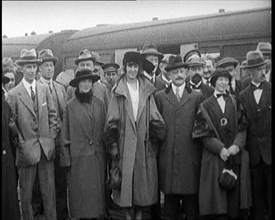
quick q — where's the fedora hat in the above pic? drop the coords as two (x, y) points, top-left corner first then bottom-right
(102, 63), (120, 72)
(75, 49), (95, 65)
(257, 42), (271, 55)
(165, 55), (188, 71)
(186, 56), (206, 67)
(140, 44), (164, 60)
(245, 50), (268, 69)
(216, 57), (239, 68)
(38, 49), (58, 65)
(123, 51), (141, 66)
(69, 69), (100, 87)
(91, 51), (104, 66)
(15, 49), (42, 66)
(183, 49), (201, 63)
(210, 68), (232, 87)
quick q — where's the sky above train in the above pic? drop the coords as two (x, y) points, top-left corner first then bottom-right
(2, 0), (271, 38)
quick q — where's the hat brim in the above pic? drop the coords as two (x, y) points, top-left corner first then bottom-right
(165, 63), (188, 72)
(245, 60), (268, 69)
(75, 57), (95, 65)
(217, 61), (239, 68)
(95, 61), (104, 66)
(41, 57), (58, 65)
(141, 52), (164, 60)
(69, 74), (100, 87)
(2, 76), (10, 84)
(15, 59), (42, 66)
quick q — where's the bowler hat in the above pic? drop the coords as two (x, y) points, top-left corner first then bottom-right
(216, 57), (239, 68)
(165, 55), (188, 71)
(91, 51), (104, 66)
(69, 69), (100, 87)
(123, 51), (141, 66)
(183, 49), (201, 63)
(257, 42), (271, 55)
(210, 68), (232, 87)
(186, 56), (206, 67)
(15, 49), (42, 66)
(38, 49), (58, 65)
(75, 49), (95, 65)
(140, 44), (164, 60)
(245, 50), (268, 69)
(102, 63), (120, 72)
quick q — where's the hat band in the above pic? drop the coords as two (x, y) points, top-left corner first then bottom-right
(20, 56), (38, 61)
(247, 57), (266, 66)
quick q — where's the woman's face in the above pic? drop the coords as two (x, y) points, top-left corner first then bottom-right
(78, 78), (93, 93)
(126, 62), (139, 81)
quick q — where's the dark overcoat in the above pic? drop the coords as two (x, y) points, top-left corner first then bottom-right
(60, 94), (107, 218)
(154, 85), (203, 194)
(104, 75), (166, 207)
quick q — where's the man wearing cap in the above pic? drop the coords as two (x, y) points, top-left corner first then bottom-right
(156, 54), (174, 88)
(102, 62), (120, 95)
(34, 49), (68, 220)
(104, 51), (166, 220)
(60, 68), (106, 219)
(239, 50), (271, 220)
(141, 44), (166, 92)
(216, 57), (243, 97)
(183, 49), (201, 63)
(186, 55), (214, 101)
(192, 68), (251, 219)
(7, 49), (58, 220)
(155, 55), (203, 220)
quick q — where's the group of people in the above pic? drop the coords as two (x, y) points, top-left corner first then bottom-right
(2, 41), (271, 220)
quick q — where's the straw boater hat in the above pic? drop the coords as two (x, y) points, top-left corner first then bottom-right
(216, 57), (239, 68)
(165, 55), (188, 72)
(256, 42), (271, 56)
(15, 49), (42, 66)
(69, 69), (100, 87)
(91, 51), (104, 66)
(102, 63), (120, 73)
(75, 49), (95, 65)
(244, 50), (268, 69)
(38, 49), (58, 65)
(140, 44), (164, 60)
(210, 68), (232, 87)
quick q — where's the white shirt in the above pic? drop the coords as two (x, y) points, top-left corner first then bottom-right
(22, 78), (36, 98)
(251, 81), (263, 104)
(40, 77), (53, 88)
(172, 83), (185, 99)
(127, 80), (139, 121)
(231, 78), (236, 91)
(214, 90), (226, 114)
(144, 71), (156, 83)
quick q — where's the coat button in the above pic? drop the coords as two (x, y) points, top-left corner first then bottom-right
(3, 150), (6, 155)
(89, 141), (93, 145)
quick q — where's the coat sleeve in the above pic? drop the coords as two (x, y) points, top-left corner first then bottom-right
(46, 86), (58, 139)
(60, 105), (71, 167)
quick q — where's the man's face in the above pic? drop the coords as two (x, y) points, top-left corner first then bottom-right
(224, 65), (237, 78)
(39, 61), (54, 80)
(105, 71), (118, 87)
(3, 72), (15, 91)
(22, 63), (38, 83)
(250, 64), (267, 83)
(215, 77), (229, 93)
(78, 60), (94, 71)
(145, 55), (159, 74)
(189, 65), (204, 84)
(78, 78), (93, 93)
(170, 67), (186, 87)
(203, 60), (214, 79)
(126, 62), (139, 81)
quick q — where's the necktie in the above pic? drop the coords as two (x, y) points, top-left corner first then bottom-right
(175, 87), (181, 102)
(48, 82), (52, 93)
(251, 83), (263, 91)
(30, 86), (35, 102)
(216, 92), (229, 99)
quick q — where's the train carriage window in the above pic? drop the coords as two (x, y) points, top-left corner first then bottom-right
(223, 44), (257, 60)
(200, 47), (220, 60)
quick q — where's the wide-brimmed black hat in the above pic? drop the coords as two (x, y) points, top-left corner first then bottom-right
(15, 49), (42, 66)
(123, 51), (141, 66)
(183, 49), (201, 63)
(210, 68), (232, 87)
(216, 57), (239, 68)
(38, 49), (58, 65)
(69, 69), (100, 87)
(140, 44), (164, 60)
(165, 55), (188, 71)
(75, 49), (95, 66)
(245, 50), (268, 69)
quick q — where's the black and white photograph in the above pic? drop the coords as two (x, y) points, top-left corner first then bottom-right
(2, 1), (271, 220)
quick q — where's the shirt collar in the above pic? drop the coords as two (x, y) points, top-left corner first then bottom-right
(251, 81), (262, 88)
(172, 82), (185, 94)
(22, 78), (36, 91)
(40, 77), (53, 85)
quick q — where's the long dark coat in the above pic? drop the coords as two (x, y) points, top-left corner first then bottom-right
(192, 94), (252, 215)
(154, 85), (203, 194)
(2, 95), (20, 220)
(104, 75), (166, 207)
(60, 94), (106, 218)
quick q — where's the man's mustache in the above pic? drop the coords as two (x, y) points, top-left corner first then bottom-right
(176, 77), (184, 80)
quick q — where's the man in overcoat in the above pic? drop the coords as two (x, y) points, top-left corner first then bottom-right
(239, 50), (271, 220)
(155, 55), (203, 220)
(7, 48), (58, 220)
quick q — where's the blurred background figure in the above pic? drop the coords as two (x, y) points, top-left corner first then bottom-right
(102, 63), (120, 95)
(157, 54), (174, 88)
(2, 68), (16, 96)
(257, 42), (271, 82)
(203, 57), (215, 87)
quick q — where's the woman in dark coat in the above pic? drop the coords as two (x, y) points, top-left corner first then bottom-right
(192, 68), (252, 219)
(2, 74), (20, 220)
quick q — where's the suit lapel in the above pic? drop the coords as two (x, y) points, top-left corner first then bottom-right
(258, 82), (270, 112)
(18, 82), (36, 117)
(165, 88), (179, 107)
(37, 82), (44, 120)
(178, 88), (191, 108)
